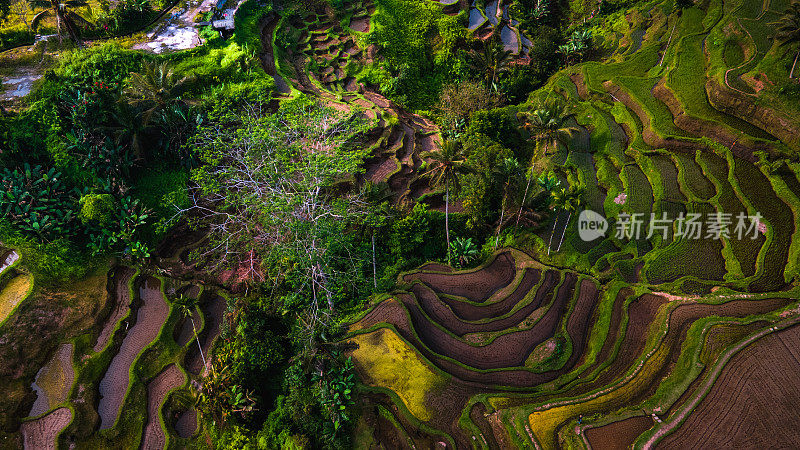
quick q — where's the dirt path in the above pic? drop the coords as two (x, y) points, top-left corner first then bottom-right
(97, 277), (170, 429)
(29, 343), (74, 417)
(140, 364), (186, 450)
(20, 407), (72, 450)
(0, 68), (42, 105)
(134, 0), (216, 53)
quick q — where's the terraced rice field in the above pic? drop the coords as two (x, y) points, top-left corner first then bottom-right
(184, 294), (226, 375)
(19, 407), (72, 450)
(655, 321), (800, 448)
(97, 277), (170, 429)
(29, 343), (74, 417)
(349, 244), (800, 447)
(584, 415), (654, 449)
(140, 364), (186, 450)
(93, 267), (137, 352)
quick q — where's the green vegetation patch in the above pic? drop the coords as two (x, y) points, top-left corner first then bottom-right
(350, 327), (448, 421)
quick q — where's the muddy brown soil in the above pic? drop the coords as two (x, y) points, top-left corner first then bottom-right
(585, 415), (654, 450)
(184, 295), (226, 375)
(411, 269), (553, 336)
(436, 269), (543, 322)
(94, 267), (136, 353)
(403, 252), (517, 303)
(175, 408), (197, 438)
(140, 364), (185, 450)
(97, 277), (169, 430)
(658, 322), (800, 449)
(20, 407), (71, 450)
(533, 297), (793, 446)
(399, 273), (575, 370)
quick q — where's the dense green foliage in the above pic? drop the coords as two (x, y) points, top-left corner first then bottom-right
(360, 0), (466, 109)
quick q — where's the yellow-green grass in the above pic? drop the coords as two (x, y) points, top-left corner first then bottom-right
(30, 343), (75, 416)
(349, 326), (448, 422)
(664, 5), (777, 143)
(0, 272), (33, 326)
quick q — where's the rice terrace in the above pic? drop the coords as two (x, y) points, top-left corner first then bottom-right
(1, 0), (800, 447)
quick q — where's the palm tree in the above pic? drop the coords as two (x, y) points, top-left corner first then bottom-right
(548, 185), (584, 255)
(467, 38), (513, 89)
(518, 101), (578, 220)
(421, 140), (474, 262)
(174, 294), (206, 368)
(30, 0), (90, 43)
(774, 1), (800, 79)
(493, 157), (523, 249)
(123, 61), (193, 129)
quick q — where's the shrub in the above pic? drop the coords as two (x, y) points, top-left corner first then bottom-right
(436, 80), (503, 136)
(0, 164), (79, 241)
(0, 24), (34, 51)
(78, 193), (115, 225)
(363, 0), (466, 109)
(466, 108), (524, 151)
(449, 236), (479, 267)
(205, 78), (276, 119)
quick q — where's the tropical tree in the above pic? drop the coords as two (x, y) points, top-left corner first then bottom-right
(519, 101), (578, 215)
(123, 61), (193, 129)
(774, 1), (800, 79)
(559, 30), (592, 65)
(421, 140), (474, 262)
(10, 0), (31, 31)
(197, 350), (257, 427)
(174, 294), (206, 368)
(524, 100), (578, 159)
(30, 0), (90, 42)
(548, 185), (584, 255)
(467, 38), (513, 89)
(186, 98), (369, 335)
(449, 237), (479, 267)
(493, 156), (523, 248)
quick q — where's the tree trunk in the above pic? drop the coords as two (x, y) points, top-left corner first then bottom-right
(190, 317), (207, 368)
(371, 231), (377, 289)
(445, 180), (451, 263)
(516, 170), (533, 229)
(659, 22), (676, 67)
(791, 49), (799, 79)
(555, 211), (572, 252)
(495, 191), (506, 251)
(547, 213), (559, 255)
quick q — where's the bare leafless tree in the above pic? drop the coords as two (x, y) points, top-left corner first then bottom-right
(179, 100), (370, 335)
